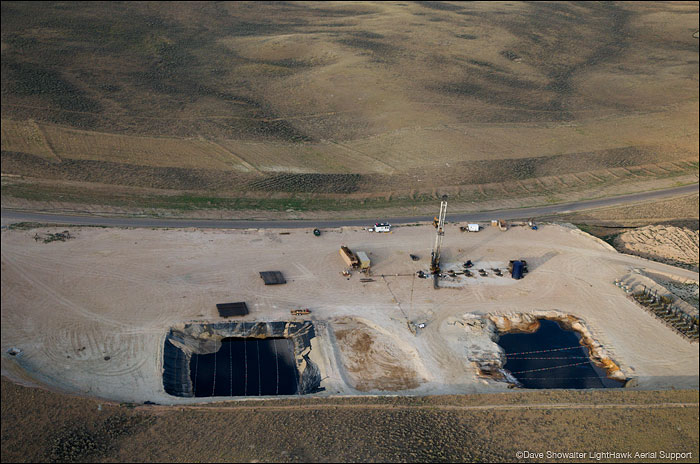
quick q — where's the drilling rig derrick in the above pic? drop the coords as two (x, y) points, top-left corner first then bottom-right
(430, 195), (448, 274)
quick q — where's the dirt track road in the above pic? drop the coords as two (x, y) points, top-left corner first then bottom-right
(137, 401), (699, 413)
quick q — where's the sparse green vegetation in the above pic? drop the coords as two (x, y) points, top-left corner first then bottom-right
(0, 181), (436, 212)
(576, 224), (622, 247)
(5, 222), (107, 231)
(6, 221), (52, 230)
(248, 173), (364, 194)
(47, 414), (150, 463)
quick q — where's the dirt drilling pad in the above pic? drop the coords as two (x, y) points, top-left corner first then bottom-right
(1, 223), (698, 403)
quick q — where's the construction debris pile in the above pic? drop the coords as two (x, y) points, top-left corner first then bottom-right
(34, 230), (74, 243)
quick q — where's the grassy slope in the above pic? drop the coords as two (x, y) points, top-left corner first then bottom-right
(1, 1), (698, 211)
(1, 377), (698, 463)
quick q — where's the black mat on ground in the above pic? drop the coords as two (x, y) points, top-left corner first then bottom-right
(260, 271), (286, 285)
(163, 339), (192, 397)
(217, 302), (248, 317)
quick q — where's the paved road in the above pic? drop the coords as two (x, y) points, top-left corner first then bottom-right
(2, 183), (698, 229)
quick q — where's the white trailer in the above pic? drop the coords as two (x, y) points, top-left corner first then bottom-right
(467, 224), (480, 232)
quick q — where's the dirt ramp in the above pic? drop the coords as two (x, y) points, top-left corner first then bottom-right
(333, 317), (427, 392)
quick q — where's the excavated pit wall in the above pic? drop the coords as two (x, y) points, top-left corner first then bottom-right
(162, 321), (320, 397)
(477, 311), (627, 384)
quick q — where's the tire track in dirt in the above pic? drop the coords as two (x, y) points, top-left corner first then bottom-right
(327, 140), (397, 174)
(137, 401), (699, 413)
(31, 120), (62, 163)
(2, 241), (169, 382)
(1, 244), (175, 328)
(2, 103), (364, 122)
(203, 139), (262, 173)
(2, 244), (168, 291)
(1, 247), (132, 329)
(31, 318), (150, 378)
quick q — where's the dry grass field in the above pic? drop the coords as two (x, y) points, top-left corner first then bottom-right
(2, 377), (698, 463)
(1, 1), (698, 212)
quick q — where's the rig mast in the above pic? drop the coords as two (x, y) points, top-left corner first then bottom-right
(430, 195), (448, 275)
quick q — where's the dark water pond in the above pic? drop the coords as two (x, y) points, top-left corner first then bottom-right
(190, 337), (299, 397)
(498, 319), (624, 389)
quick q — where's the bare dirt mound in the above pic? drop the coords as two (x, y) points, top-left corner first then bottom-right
(615, 225), (699, 268)
(333, 317), (426, 392)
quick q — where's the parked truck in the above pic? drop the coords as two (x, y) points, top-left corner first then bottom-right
(370, 223), (391, 232)
(460, 224), (480, 232)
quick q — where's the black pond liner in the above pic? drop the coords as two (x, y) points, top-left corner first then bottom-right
(190, 337), (298, 397)
(163, 321), (321, 397)
(497, 319), (624, 389)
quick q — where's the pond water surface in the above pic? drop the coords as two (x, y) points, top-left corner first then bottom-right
(498, 319), (624, 389)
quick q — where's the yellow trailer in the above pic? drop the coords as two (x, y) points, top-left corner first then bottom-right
(339, 246), (359, 267)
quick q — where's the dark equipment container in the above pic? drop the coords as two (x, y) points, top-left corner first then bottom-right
(511, 260), (524, 279)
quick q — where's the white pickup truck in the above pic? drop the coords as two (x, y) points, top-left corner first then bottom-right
(369, 222), (391, 232)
